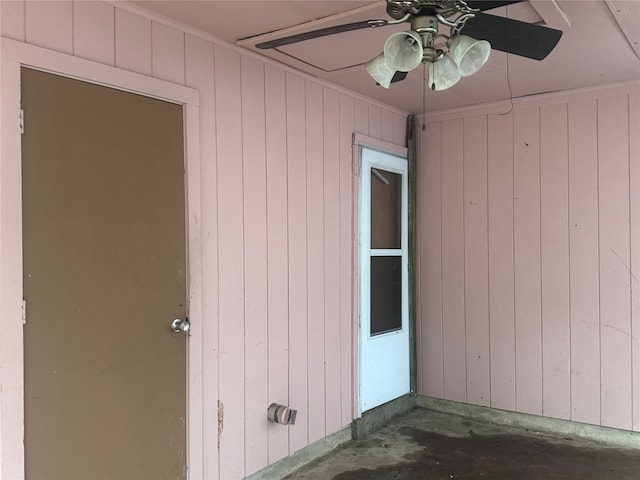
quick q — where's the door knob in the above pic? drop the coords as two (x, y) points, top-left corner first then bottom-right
(170, 318), (190, 334)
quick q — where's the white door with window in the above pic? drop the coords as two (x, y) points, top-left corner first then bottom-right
(358, 146), (410, 414)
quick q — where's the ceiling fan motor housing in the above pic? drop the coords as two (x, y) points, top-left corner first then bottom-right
(412, 15), (439, 34)
(386, 0), (479, 20)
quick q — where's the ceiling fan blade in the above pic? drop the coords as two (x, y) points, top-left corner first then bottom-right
(374, 71), (407, 87)
(391, 71), (408, 83)
(465, 1), (525, 12)
(461, 12), (562, 60)
(255, 20), (389, 49)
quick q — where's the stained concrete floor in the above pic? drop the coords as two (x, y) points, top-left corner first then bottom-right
(286, 408), (640, 480)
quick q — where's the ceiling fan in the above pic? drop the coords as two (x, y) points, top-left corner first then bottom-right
(253, 0), (563, 91)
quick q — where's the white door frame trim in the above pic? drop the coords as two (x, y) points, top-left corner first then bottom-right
(352, 134), (408, 418)
(0, 38), (203, 479)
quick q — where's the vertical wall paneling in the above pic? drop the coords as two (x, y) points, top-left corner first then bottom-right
(286, 72), (309, 454)
(0, 52), (25, 480)
(629, 92), (640, 432)
(1, 0), (25, 41)
(184, 33), (219, 478)
(418, 84), (640, 431)
(418, 122), (444, 397)
(264, 63), (290, 463)
(419, 84), (638, 433)
(381, 109), (395, 144)
(73, 1), (114, 65)
(214, 44), (245, 480)
(354, 100), (369, 136)
(352, 100), (367, 412)
(338, 94), (355, 427)
(487, 112), (516, 411)
(24, 0), (72, 54)
(151, 22), (185, 85)
(305, 80), (326, 444)
(114, 8), (152, 76)
(441, 119), (466, 402)
(540, 103), (571, 420)
(567, 99), (601, 425)
(184, 101), (205, 480)
(463, 115), (490, 407)
(241, 55), (269, 476)
(513, 107), (542, 415)
(368, 105), (382, 140)
(323, 88), (342, 436)
(597, 94), (632, 430)
(629, 93), (640, 431)
(1, 4), (412, 476)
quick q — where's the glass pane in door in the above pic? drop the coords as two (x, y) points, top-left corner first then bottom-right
(370, 169), (401, 249)
(370, 255), (402, 335)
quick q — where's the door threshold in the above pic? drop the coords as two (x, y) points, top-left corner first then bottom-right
(352, 394), (416, 439)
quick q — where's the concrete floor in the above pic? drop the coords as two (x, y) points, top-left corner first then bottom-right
(286, 408), (640, 480)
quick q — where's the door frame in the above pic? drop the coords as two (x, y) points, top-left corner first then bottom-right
(0, 38), (203, 479)
(352, 134), (409, 418)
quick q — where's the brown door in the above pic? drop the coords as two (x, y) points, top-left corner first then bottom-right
(22, 68), (187, 480)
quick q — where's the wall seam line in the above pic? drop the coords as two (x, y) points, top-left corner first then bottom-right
(71, 0), (75, 57)
(512, 111), (517, 412)
(322, 86), (327, 438)
(462, 119), (468, 404)
(440, 123), (445, 398)
(211, 42), (222, 480)
(486, 115), (492, 408)
(596, 98), (603, 426)
(111, 4), (116, 67)
(539, 106), (543, 416)
(627, 93), (634, 430)
(566, 102), (573, 423)
(284, 69), (292, 457)
(150, 19), (154, 79)
(182, 31), (186, 86)
(240, 53), (247, 479)
(264, 61), (271, 467)
(337, 93), (343, 426)
(22, 0), (27, 42)
(304, 79), (310, 447)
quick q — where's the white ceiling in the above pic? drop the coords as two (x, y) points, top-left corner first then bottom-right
(129, 0), (640, 113)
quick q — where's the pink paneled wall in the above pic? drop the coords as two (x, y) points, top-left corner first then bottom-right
(417, 83), (640, 433)
(0, 1), (407, 478)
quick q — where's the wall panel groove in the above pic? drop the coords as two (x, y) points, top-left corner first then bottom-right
(629, 92), (640, 432)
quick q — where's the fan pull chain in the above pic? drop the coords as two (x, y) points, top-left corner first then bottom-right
(422, 63), (427, 131)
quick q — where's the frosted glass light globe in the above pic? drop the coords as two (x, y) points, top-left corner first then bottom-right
(449, 35), (491, 77)
(428, 54), (461, 91)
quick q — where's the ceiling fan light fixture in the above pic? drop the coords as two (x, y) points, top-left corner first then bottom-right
(383, 30), (424, 72)
(448, 35), (491, 77)
(365, 53), (396, 89)
(428, 53), (461, 91)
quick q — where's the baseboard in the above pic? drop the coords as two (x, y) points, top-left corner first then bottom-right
(352, 394), (417, 439)
(417, 395), (640, 449)
(244, 426), (352, 480)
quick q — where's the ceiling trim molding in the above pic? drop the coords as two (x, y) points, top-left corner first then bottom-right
(422, 80), (640, 123)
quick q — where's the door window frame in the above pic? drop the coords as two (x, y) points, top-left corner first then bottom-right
(0, 38), (203, 479)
